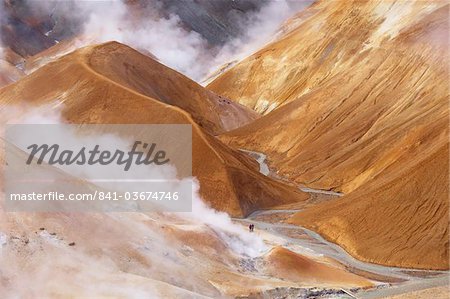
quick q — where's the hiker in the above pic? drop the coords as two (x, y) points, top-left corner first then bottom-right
(249, 224), (252, 232)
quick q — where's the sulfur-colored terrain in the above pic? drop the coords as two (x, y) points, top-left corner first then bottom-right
(0, 41), (308, 217)
(0, 0), (448, 297)
(209, 0), (449, 270)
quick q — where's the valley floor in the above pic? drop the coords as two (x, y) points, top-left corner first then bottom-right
(233, 149), (449, 298)
(232, 209), (448, 298)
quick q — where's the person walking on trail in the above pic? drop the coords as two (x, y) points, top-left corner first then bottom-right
(249, 224), (255, 232)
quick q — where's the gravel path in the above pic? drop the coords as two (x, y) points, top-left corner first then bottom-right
(237, 148), (449, 298)
(239, 149), (343, 196)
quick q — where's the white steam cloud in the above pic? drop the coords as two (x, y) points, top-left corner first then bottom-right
(19, 0), (311, 81)
(0, 104), (268, 298)
(79, 0), (209, 80)
(209, 1), (297, 75)
(6, 104), (266, 257)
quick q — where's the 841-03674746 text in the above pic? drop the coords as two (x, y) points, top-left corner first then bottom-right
(9, 191), (180, 201)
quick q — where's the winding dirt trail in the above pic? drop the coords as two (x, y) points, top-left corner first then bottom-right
(239, 149), (344, 196)
(298, 187), (343, 197)
(236, 149), (449, 298)
(238, 149), (270, 176)
(233, 209), (448, 298)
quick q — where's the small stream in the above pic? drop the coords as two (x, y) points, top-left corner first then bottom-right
(237, 148), (449, 298)
(239, 149), (343, 196)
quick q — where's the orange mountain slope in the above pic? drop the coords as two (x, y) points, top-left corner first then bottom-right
(208, 0), (449, 269)
(212, 0), (448, 194)
(264, 246), (372, 288)
(208, 0), (449, 115)
(289, 143), (449, 270)
(0, 42), (307, 217)
(24, 41), (258, 134)
(88, 42), (259, 135)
